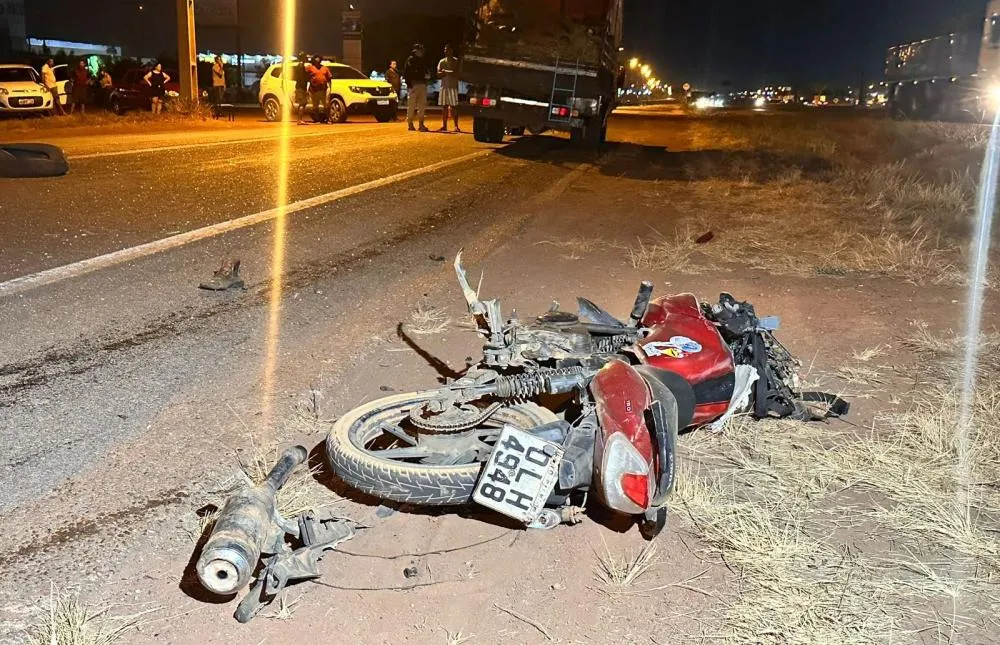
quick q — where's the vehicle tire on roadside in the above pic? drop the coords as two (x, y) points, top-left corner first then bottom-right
(330, 97), (348, 123)
(262, 95), (281, 122)
(374, 108), (394, 123)
(0, 143), (69, 178)
(326, 392), (558, 506)
(473, 117), (505, 144)
(110, 96), (125, 116)
(506, 126), (525, 136)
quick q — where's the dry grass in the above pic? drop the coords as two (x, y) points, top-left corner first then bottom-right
(264, 593), (301, 621)
(671, 372), (1000, 643)
(237, 438), (341, 519)
(442, 627), (474, 645)
(621, 116), (990, 286)
(407, 303), (451, 336)
(24, 589), (149, 645)
(0, 107), (219, 134)
(852, 345), (888, 362)
(593, 539), (659, 591)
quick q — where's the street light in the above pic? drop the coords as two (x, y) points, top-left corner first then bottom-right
(629, 57), (639, 70)
(641, 64), (651, 79)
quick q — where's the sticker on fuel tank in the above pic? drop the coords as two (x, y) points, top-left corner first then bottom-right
(641, 336), (703, 358)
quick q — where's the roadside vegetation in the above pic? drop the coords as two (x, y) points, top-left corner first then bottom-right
(664, 325), (1000, 643)
(0, 101), (220, 134)
(626, 115), (992, 287)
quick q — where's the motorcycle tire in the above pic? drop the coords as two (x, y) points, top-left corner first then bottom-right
(0, 143), (69, 178)
(326, 392), (557, 506)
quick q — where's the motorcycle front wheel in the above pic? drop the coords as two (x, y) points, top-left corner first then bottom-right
(326, 391), (557, 506)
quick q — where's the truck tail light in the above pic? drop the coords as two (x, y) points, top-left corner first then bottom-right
(550, 106), (570, 117)
(472, 97), (495, 107)
(600, 432), (653, 514)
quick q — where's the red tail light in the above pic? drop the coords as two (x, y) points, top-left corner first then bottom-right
(550, 106), (570, 117)
(620, 473), (650, 509)
(599, 432), (653, 514)
(479, 97), (495, 107)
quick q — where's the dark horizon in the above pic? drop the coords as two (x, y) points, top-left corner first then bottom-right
(23, 0), (990, 87)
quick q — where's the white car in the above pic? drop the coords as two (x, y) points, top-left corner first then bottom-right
(0, 64), (55, 114)
(258, 60), (397, 123)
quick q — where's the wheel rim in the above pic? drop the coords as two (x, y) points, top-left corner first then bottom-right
(349, 399), (549, 468)
(264, 99), (279, 121)
(332, 101), (345, 121)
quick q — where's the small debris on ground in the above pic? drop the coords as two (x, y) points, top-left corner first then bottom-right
(199, 259), (245, 291)
(403, 566), (419, 579)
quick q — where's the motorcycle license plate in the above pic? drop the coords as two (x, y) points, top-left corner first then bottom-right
(473, 426), (563, 524)
(376, 99), (390, 105)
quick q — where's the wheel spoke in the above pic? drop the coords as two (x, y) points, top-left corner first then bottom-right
(372, 447), (430, 460)
(379, 422), (417, 446)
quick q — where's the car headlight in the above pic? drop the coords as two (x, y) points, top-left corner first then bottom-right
(695, 96), (711, 109)
(754, 96), (766, 108)
(0, 88), (8, 97)
(348, 86), (367, 94)
(166, 90), (180, 98)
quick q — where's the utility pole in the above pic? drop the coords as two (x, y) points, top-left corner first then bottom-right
(176, 0), (198, 102)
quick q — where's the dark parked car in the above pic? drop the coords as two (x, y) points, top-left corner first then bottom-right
(108, 68), (180, 114)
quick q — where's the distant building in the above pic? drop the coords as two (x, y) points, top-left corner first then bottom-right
(1, 0), (28, 57)
(27, 38), (122, 58)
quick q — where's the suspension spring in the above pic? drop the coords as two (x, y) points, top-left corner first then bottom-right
(494, 367), (588, 399)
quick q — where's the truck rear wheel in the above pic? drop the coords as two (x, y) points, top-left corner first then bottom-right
(473, 117), (505, 143)
(571, 122), (603, 149)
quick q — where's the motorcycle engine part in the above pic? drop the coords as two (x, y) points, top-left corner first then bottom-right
(234, 514), (357, 623)
(327, 393), (558, 505)
(196, 446), (307, 596)
(408, 401), (502, 432)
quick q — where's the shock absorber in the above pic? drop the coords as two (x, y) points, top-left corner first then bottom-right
(493, 367), (589, 398)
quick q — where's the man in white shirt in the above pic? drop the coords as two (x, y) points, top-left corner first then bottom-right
(40, 58), (64, 115)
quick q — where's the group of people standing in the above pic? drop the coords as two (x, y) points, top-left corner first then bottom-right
(385, 43), (461, 133)
(40, 58), (112, 116)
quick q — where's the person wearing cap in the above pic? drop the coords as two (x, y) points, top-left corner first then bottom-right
(403, 43), (429, 131)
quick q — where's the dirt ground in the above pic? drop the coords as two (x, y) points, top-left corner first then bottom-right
(6, 111), (1000, 644)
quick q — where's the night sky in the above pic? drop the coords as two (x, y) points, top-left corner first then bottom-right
(24, 0), (991, 88)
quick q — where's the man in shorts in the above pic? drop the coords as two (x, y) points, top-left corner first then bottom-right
(436, 44), (460, 132)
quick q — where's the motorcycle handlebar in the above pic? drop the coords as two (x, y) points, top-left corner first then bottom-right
(628, 281), (654, 328)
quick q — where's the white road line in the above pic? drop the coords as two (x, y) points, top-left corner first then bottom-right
(68, 125), (387, 160)
(0, 149), (491, 298)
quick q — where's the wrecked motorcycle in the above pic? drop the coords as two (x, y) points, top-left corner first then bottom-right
(325, 255), (846, 538)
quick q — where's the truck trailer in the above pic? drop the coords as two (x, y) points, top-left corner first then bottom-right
(886, 0), (1000, 121)
(461, 0), (624, 145)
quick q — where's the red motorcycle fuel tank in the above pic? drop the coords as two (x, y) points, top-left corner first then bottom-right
(590, 359), (656, 515)
(637, 294), (735, 426)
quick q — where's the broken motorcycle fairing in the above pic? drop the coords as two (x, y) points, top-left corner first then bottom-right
(325, 254), (846, 539)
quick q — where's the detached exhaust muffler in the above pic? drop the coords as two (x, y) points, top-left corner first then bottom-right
(197, 446), (307, 595)
(195, 445), (358, 622)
